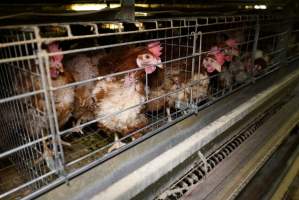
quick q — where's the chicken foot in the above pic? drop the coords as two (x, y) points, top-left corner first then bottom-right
(60, 139), (72, 147)
(34, 139), (56, 171)
(166, 107), (172, 122)
(107, 133), (126, 153)
(72, 119), (85, 135)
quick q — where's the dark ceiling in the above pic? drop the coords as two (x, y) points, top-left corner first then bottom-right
(0, 0), (297, 26)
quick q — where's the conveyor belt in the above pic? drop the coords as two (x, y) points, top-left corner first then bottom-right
(170, 87), (299, 200)
(236, 128), (299, 200)
(157, 94), (294, 200)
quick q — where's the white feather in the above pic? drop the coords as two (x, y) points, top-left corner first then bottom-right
(92, 79), (146, 133)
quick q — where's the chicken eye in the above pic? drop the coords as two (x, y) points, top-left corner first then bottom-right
(145, 54), (151, 59)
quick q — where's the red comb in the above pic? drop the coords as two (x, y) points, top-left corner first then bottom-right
(210, 46), (225, 65)
(48, 42), (63, 63)
(215, 52), (225, 65)
(148, 41), (163, 58)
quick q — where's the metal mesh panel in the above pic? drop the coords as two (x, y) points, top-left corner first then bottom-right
(0, 28), (61, 199)
(0, 15), (297, 199)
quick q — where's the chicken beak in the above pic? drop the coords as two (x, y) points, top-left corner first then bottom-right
(214, 62), (222, 72)
(156, 58), (163, 69)
(232, 48), (240, 56)
(58, 65), (64, 73)
(156, 63), (163, 69)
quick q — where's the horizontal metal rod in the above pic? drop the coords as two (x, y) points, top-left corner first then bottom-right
(66, 104), (193, 168)
(0, 34), (193, 64)
(0, 15), (260, 49)
(50, 55), (197, 91)
(258, 31), (288, 41)
(0, 13), (294, 200)
(202, 25), (255, 36)
(58, 76), (198, 136)
(1, 26), (197, 49)
(0, 14), (259, 30)
(47, 34), (194, 56)
(0, 89), (45, 104)
(65, 111), (192, 178)
(0, 169), (58, 199)
(0, 135), (51, 159)
(0, 55), (37, 64)
(265, 48), (286, 56)
(288, 43), (299, 48)
(49, 41), (251, 91)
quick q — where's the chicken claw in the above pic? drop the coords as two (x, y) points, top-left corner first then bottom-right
(107, 141), (126, 153)
(107, 134), (126, 153)
(72, 120), (85, 135)
(166, 107), (172, 122)
(60, 139), (72, 147)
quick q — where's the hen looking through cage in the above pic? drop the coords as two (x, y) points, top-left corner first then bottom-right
(0, 15), (297, 199)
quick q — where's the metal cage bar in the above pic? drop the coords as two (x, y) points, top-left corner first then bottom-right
(0, 14), (297, 200)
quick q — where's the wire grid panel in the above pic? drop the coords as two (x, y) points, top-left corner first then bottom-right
(48, 19), (200, 171)
(0, 18), (200, 199)
(254, 16), (290, 77)
(198, 17), (257, 100)
(0, 15), (294, 199)
(288, 17), (299, 62)
(0, 28), (63, 199)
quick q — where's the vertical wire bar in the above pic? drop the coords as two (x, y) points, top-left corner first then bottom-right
(190, 29), (198, 108)
(6, 36), (36, 189)
(38, 50), (65, 176)
(14, 33), (43, 189)
(1, 44), (17, 159)
(251, 16), (260, 79)
(281, 19), (289, 66)
(0, 74), (6, 150)
(15, 35), (39, 173)
(145, 72), (149, 101)
(28, 31), (48, 186)
(24, 35), (48, 187)
(5, 36), (23, 164)
(13, 34), (41, 189)
(177, 23), (182, 117)
(34, 26), (66, 182)
(0, 44), (10, 160)
(170, 26), (175, 120)
(42, 52), (68, 184)
(197, 31), (203, 106)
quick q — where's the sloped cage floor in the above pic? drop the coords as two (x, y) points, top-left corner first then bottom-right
(62, 126), (112, 172)
(0, 159), (32, 200)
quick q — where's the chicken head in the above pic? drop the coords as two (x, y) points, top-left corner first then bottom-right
(47, 42), (64, 79)
(136, 41), (163, 74)
(222, 38), (240, 61)
(202, 46), (225, 73)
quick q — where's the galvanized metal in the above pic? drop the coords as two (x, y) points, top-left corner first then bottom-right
(0, 14), (297, 199)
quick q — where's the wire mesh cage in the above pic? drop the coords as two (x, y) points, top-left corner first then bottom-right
(0, 14), (297, 199)
(0, 28), (63, 199)
(288, 17), (299, 62)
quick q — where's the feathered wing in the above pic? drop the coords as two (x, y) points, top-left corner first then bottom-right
(92, 43), (163, 143)
(51, 71), (75, 128)
(64, 52), (105, 125)
(93, 42), (165, 136)
(92, 78), (148, 137)
(13, 66), (75, 138)
(146, 57), (210, 118)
